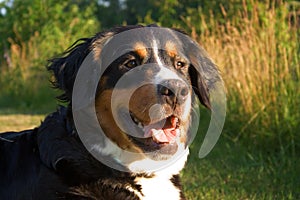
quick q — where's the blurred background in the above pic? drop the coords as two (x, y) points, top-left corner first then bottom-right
(0, 0), (299, 199)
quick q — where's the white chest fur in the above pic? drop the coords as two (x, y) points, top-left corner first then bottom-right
(129, 149), (189, 200)
(134, 175), (181, 200)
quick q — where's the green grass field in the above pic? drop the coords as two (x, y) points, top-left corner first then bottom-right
(183, 137), (300, 199)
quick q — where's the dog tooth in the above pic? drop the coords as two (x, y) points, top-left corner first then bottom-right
(133, 117), (138, 124)
(138, 122), (143, 129)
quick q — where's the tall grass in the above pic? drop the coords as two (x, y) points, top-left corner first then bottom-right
(0, 0), (299, 150)
(0, 32), (58, 113)
(189, 0), (299, 152)
(0, 14), (98, 113)
(181, 3), (300, 197)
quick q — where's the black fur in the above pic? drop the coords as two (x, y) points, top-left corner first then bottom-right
(0, 24), (221, 199)
(0, 107), (146, 199)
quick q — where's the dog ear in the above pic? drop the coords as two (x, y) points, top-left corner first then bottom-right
(47, 38), (93, 102)
(188, 65), (211, 109)
(188, 44), (221, 110)
(47, 25), (146, 102)
(47, 31), (117, 102)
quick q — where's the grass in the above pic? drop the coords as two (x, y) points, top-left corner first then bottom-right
(182, 136), (300, 199)
(0, 69), (59, 114)
(182, 2), (300, 198)
(191, 0), (300, 150)
(0, 114), (44, 132)
(180, 111), (300, 199)
(0, 0), (299, 199)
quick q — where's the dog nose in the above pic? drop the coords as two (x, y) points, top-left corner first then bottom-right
(158, 80), (189, 105)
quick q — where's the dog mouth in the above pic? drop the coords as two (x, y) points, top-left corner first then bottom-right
(130, 112), (181, 144)
(126, 111), (181, 159)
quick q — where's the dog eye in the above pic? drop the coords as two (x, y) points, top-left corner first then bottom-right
(175, 61), (186, 69)
(125, 59), (138, 68)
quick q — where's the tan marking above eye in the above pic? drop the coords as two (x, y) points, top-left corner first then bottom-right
(165, 41), (178, 58)
(134, 42), (147, 58)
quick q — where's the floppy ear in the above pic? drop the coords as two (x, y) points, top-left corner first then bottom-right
(47, 38), (94, 102)
(188, 44), (221, 110)
(47, 31), (117, 102)
(188, 65), (211, 109)
(47, 25), (146, 102)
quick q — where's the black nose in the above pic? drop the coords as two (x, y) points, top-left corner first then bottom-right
(158, 80), (189, 106)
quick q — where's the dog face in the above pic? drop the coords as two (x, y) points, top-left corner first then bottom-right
(48, 25), (220, 173)
(95, 41), (193, 160)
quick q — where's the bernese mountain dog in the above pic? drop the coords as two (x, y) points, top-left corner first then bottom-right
(0, 24), (222, 200)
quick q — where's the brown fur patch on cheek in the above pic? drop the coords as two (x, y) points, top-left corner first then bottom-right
(129, 84), (157, 124)
(95, 89), (142, 153)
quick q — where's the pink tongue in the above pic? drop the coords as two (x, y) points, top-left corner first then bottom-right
(151, 128), (179, 143)
(144, 117), (179, 143)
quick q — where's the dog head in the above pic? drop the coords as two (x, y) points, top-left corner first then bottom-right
(48, 25), (221, 173)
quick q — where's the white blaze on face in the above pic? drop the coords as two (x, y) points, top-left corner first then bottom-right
(152, 39), (192, 122)
(152, 39), (185, 84)
(152, 39), (163, 67)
